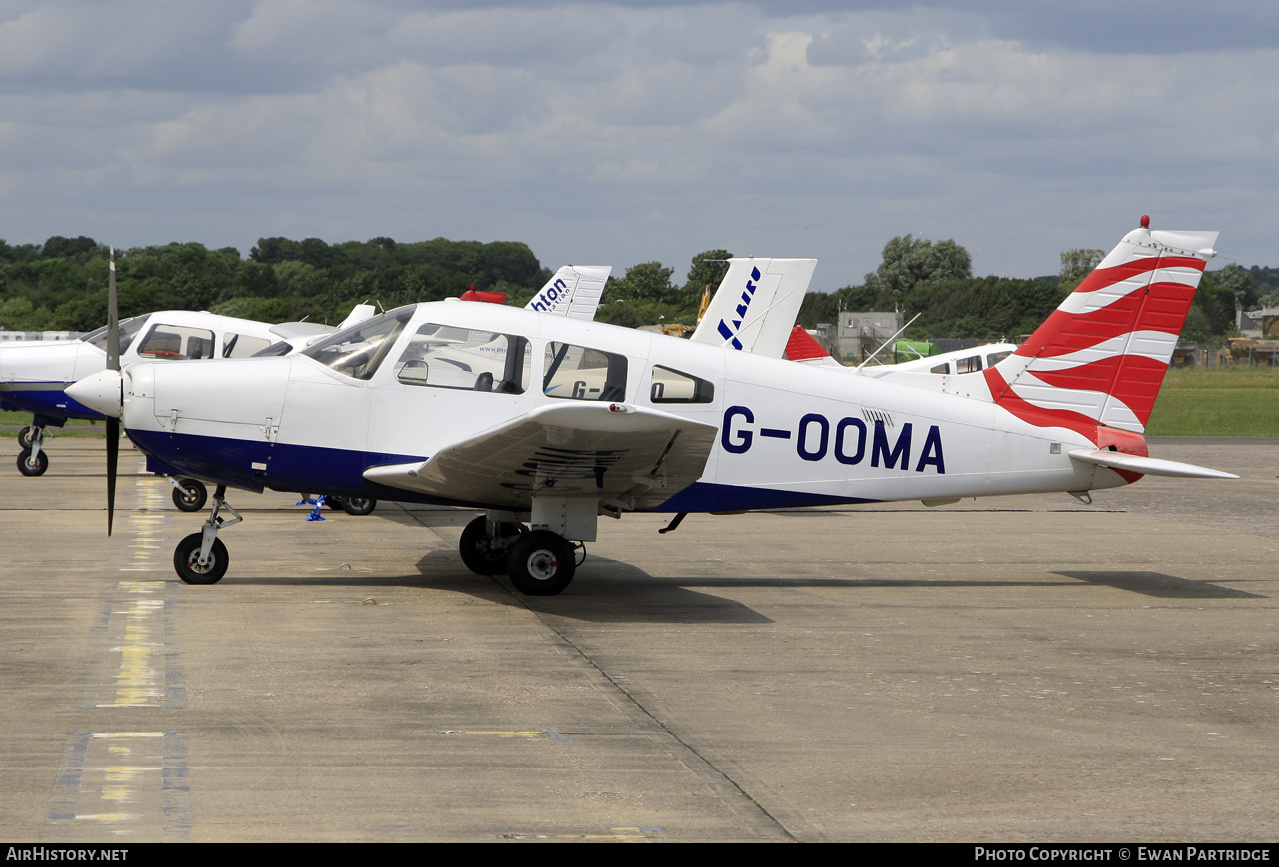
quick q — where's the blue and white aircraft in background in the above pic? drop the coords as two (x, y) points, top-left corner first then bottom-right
(1, 264), (610, 489)
(69, 220), (1234, 596)
(0, 310), (333, 478)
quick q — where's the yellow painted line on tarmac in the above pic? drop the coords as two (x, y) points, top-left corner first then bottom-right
(98, 581), (168, 708)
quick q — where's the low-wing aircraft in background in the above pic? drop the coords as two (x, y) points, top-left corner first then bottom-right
(69, 219), (1236, 596)
(1, 263), (609, 491)
(0, 310), (334, 478)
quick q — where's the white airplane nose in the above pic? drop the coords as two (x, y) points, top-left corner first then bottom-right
(66, 369), (124, 418)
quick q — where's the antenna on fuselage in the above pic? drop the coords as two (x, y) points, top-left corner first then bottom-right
(855, 312), (922, 371)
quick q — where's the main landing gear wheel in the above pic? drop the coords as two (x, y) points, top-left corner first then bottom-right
(172, 479), (208, 512)
(17, 426), (35, 448)
(16, 448), (48, 477)
(459, 516), (524, 575)
(173, 533), (229, 585)
(506, 530), (575, 596)
(341, 496), (376, 516)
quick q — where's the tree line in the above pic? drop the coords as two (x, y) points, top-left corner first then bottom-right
(0, 233), (1263, 344)
(0, 235), (550, 332)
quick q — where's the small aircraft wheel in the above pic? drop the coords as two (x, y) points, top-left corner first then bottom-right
(341, 497), (376, 516)
(459, 516), (523, 575)
(173, 533), (228, 585)
(172, 479), (208, 512)
(506, 530), (575, 595)
(16, 447), (48, 477)
(17, 426), (35, 448)
(325, 496), (344, 510)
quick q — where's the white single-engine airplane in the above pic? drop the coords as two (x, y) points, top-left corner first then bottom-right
(69, 219), (1235, 595)
(0, 309), (333, 477)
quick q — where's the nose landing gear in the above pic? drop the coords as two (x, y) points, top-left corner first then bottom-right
(173, 485), (241, 585)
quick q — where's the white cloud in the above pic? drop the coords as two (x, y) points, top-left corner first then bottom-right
(1, 1), (1277, 287)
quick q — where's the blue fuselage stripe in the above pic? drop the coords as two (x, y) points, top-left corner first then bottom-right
(129, 430), (883, 512)
(0, 385), (101, 424)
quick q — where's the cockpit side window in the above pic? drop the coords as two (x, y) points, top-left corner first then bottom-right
(85, 315), (151, 355)
(543, 342), (627, 401)
(137, 325), (215, 360)
(393, 323), (530, 393)
(302, 307), (412, 380)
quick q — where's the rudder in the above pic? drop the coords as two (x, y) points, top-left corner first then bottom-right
(986, 219), (1217, 436)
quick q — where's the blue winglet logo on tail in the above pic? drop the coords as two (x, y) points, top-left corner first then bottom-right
(716, 266), (761, 350)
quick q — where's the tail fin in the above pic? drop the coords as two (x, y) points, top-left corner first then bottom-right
(985, 220), (1217, 437)
(690, 258), (817, 356)
(525, 265), (611, 320)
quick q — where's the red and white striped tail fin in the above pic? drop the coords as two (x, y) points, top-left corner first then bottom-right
(985, 219), (1217, 438)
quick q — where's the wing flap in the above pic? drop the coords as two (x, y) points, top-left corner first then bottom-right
(364, 402), (718, 509)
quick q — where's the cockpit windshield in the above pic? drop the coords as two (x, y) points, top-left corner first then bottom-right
(301, 306), (413, 380)
(83, 315), (151, 355)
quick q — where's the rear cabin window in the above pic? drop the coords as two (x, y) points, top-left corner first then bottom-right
(649, 365), (714, 404)
(954, 355), (982, 374)
(543, 342), (627, 401)
(394, 324), (530, 393)
(986, 350), (1012, 367)
(137, 325), (215, 360)
(223, 333), (272, 358)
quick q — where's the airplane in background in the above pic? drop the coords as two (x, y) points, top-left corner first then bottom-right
(69, 219), (1235, 596)
(0, 310), (335, 478)
(1, 264), (609, 496)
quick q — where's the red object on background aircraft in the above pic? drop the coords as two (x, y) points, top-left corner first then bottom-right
(784, 325), (831, 361)
(460, 287), (508, 305)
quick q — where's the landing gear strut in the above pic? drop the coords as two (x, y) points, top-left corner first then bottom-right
(174, 484), (241, 585)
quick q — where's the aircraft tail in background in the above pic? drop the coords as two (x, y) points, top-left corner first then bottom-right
(986, 219), (1217, 438)
(690, 258), (817, 357)
(526, 265), (611, 320)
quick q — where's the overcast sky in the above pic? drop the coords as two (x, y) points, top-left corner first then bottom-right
(1, 0), (1275, 291)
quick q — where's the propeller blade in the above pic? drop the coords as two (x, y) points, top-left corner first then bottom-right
(107, 247), (119, 372)
(107, 416), (118, 536)
(106, 247), (119, 534)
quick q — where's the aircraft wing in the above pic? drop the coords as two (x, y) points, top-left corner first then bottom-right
(363, 402), (718, 510)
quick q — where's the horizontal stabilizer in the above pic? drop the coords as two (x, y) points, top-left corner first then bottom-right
(1068, 448), (1238, 479)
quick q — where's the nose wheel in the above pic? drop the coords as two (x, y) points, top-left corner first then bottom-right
(174, 534), (229, 585)
(17, 446), (48, 476)
(172, 485), (241, 585)
(168, 477), (208, 512)
(16, 425), (48, 476)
